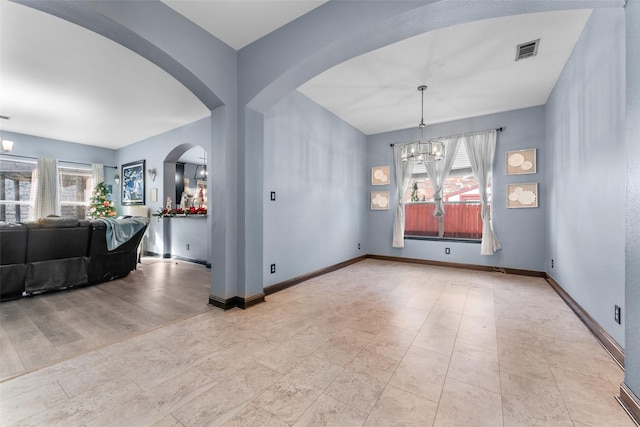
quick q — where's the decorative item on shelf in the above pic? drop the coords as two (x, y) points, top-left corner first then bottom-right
(1, 139), (14, 152)
(152, 206), (207, 220)
(89, 182), (117, 219)
(400, 85), (444, 164)
(148, 168), (157, 182)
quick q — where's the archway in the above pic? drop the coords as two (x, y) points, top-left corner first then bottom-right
(158, 143), (210, 265)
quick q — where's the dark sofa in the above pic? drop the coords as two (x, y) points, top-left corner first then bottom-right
(0, 217), (148, 301)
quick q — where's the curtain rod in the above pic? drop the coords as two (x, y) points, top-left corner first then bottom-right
(389, 126), (503, 147)
(0, 153), (117, 169)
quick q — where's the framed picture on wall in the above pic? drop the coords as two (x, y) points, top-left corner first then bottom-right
(506, 149), (536, 175)
(507, 183), (538, 208)
(121, 160), (145, 205)
(371, 191), (390, 210)
(371, 165), (391, 185)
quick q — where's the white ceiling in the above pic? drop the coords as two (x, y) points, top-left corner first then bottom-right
(0, 1), (592, 150)
(162, 0), (328, 51)
(299, 9), (592, 135)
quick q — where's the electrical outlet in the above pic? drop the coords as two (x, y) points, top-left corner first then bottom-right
(186, 244), (190, 250)
(551, 259), (554, 268)
(445, 248), (450, 254)
(358, 243), (361, 250)
(615, 305), (621, 324)
(270, 264), (276, 274)
(270, 191), (276, 201)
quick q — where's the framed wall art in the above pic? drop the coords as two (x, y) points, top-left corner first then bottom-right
(507, 183), (538, 208)
(506, 149), (536, 175)
(121, 160), (145, 205)
(371, 191), (389, 210)
(371, 165), (391, 185)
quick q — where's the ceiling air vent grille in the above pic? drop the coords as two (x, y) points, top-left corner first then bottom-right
(516, 39), (540, 61)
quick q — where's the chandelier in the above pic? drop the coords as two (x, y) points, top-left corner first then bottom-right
(400, 85), (444, 164)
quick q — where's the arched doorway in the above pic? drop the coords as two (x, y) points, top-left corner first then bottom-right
(160, 143), (210, 266)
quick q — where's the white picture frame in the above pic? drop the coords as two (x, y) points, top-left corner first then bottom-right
(507, 183), (538, 208)
(506, 149), (536, 175)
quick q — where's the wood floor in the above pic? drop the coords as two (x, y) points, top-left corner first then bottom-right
(0, 258), (212, 381)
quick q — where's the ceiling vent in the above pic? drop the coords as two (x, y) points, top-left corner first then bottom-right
(0, 115), (10, 120)
(515, 39), (540, 61)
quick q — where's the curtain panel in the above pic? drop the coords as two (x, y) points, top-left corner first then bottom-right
(92, 163), (104, 186)
(424, 136), (463, 238)
(392, 145), (414, 248)
(30, 158), (59, 220)
(464, 130), (501, 255)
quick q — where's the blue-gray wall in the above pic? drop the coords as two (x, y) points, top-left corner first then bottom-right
(263, 91), (367, 286)
(0, 130), (116, 167)
(545, 8), (626, 346)
(0, 130), (118, 197)
(116, 117), (211, 256)
(625, 0), (640, 400)
(367, 106), (546, 271)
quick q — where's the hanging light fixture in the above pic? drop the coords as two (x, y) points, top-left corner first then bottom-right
(400, 85), (444, 164)
(194, 150), (207, 181)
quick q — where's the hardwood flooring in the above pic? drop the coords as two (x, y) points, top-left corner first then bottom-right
(0, 258), (212, 381)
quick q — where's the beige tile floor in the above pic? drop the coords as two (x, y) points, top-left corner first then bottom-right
(0, 259), (634, 426)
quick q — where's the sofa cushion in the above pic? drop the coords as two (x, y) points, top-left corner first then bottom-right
(27, 221), (91, 261)
(38, 217), (81, 228)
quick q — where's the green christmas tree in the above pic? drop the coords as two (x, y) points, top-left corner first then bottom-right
(88, 182), (116, 219)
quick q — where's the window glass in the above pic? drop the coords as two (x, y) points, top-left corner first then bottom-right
(59, 166), (92, 219)
(403, 144), (491, 240)
(0, 158), (36, 222)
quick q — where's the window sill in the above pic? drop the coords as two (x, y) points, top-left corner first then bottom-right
(404, 235), (481, 244)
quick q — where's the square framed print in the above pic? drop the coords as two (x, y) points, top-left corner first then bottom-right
(506, 149), (536, 175)
(371, 191), (389, 210)
(371, 165), (391, 185)
(121, 160), (145, 205)
(507, 183), (538, 208)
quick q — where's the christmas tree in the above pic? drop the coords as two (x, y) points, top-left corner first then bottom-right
(88, 182), (116, 219)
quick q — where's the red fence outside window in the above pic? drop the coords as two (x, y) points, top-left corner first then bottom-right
(405, 202), (484, 240)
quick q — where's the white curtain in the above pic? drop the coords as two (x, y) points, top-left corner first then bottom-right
(464, 130), (501, 255)
(392, 144), (414, 247)
(91, 163), (104, 187)
(424, 136), (463, 237)
(30, 158), (59, 220)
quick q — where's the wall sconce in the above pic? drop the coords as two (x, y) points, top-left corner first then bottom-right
(1, 139), (14, 152)
(113, 173), (120, 185)
(148, 168), (157, 182)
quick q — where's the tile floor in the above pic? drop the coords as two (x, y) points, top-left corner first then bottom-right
(0, 259), (634, 426)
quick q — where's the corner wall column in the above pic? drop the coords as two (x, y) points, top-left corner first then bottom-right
(623, 0), (640, 423)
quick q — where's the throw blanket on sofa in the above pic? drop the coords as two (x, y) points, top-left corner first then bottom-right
(97, 217), (149, 251)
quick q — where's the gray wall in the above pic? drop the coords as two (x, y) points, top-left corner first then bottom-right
(0, 130), (116, 167)
(366, 106), (547, 272)
(263, 91), (367, 286)
(0, 130), (118, 199)
(116, 117), (211, 256)
(625, 0), (640, 398)
(545, 8), (626, 346)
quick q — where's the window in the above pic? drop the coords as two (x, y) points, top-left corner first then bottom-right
(0, 158), (36, 222)
(404, 143), (491, 240)
(59, 166), (92, 219)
